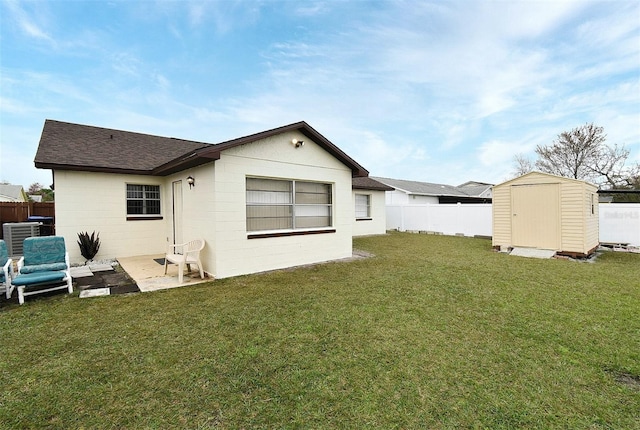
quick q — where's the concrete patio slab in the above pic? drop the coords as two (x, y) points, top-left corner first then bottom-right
(117, 254), (210, 293)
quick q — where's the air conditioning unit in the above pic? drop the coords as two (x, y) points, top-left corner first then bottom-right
(2, 222), (41, 257)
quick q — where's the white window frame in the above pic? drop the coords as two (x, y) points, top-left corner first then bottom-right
(355, 193), (371, 220)
(246, 177), (334, 235)
(126, 184), (162, 220)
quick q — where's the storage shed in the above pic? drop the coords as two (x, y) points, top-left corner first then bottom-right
(492, 171), (599, 256)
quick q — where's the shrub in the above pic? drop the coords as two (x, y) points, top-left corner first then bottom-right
(77, 231), (101, 262)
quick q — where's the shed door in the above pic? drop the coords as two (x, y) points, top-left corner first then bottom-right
(511, 183), (560, 250)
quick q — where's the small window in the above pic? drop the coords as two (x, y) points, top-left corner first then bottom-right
(246, 177), (332, 232)
(355, 194), (371, 219)
(127, 184), (161, 218)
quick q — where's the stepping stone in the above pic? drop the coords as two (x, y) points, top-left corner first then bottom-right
(510, 247), (556, 259)
(89, 263), (115, 272)
(79, 288), (110, 298)
(70, 266), (93, 278)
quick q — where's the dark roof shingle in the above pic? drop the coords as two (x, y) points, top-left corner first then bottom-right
(35, 120), (369, 178)
(35, 120), (210, 174)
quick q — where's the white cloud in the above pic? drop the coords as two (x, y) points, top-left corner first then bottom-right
(3, 0), (55, 44)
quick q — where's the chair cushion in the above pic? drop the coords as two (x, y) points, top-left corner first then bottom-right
(0, 240), (8, 266)
(20, 262), (68, 274)
(12, 271), (67, 286)
(0, 272), (5, 283)
(23, 237), (66, 266)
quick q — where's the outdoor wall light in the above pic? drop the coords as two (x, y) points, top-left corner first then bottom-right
(291, 138), (304, 148)
(187, 176), (195, 189)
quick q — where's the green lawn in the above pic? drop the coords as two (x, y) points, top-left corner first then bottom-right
(1, 232), (639, 429)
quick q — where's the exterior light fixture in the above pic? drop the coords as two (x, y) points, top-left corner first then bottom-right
(187, 176), (195, 188)
(291, 138), (304, 148)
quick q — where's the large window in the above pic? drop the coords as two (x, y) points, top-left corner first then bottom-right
(355, 194), (371, 219)
(246, 177), (332, 232)
(126, 184), (161, 217)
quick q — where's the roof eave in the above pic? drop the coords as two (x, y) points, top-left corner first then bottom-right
(35, 161), (154, 176)
(152, 151), (219, 176)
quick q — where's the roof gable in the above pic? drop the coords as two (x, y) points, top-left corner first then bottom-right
(0, 184), (27, 201)
(35, 120), (368, 177)
(186, 121), (368, 177)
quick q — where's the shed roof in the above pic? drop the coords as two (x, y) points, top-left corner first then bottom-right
(493, 171), (598, 189)
(35, 120), (369, 177)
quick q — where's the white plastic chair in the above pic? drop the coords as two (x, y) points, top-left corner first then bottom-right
(164, 239), (205, 284)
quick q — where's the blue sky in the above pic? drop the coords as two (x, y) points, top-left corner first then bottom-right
(1, 0), (639, 189)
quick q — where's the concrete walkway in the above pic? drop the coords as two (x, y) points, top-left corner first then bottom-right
(117, 254), (211, 292)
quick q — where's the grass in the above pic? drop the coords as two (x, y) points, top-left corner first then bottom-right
(1, 232), (639, 429)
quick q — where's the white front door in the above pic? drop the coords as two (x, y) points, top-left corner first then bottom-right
(172, 180), (183, 245)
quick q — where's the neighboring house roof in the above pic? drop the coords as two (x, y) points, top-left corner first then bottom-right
(0, 184), (28, 202)
(371, 177), (477, 198)
(457, 181), (493, 198)
(29, 194), (43, 202)
(352, 176), (394, 191)
(35, 120), (369, 177)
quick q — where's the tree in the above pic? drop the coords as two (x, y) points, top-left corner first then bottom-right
(512, 153), (534, 177)
(27, 182), (54, 202)
(28, 182), (44, 194)
(534, 123), (604, 183)
(533, 123), (636, 188)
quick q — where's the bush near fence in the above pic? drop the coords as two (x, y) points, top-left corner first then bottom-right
(0, 202), (55, 239)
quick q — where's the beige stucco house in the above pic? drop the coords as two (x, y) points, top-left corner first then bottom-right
(492, 171), (599, 256)
(35, 120), (386, 279)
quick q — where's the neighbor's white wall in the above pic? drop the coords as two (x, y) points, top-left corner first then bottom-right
(353, 190), (388, 236)
(53, 171), (167, 264)
(210, 130), (353, 279)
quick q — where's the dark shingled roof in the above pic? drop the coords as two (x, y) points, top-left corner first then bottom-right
(35, 120), (210, 174)
(35, 119), (369, 177)
(352, 176), (394, 191)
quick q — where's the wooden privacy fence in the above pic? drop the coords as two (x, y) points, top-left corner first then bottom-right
(0, 202), (55, 239)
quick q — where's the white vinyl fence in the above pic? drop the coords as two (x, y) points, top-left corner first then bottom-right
(386, 204), (493, 237)
(386, 203), (640, 246)
(598, 204), (640, 246)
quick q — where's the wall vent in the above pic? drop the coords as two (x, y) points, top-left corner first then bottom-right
(2, 222), (41, 256)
